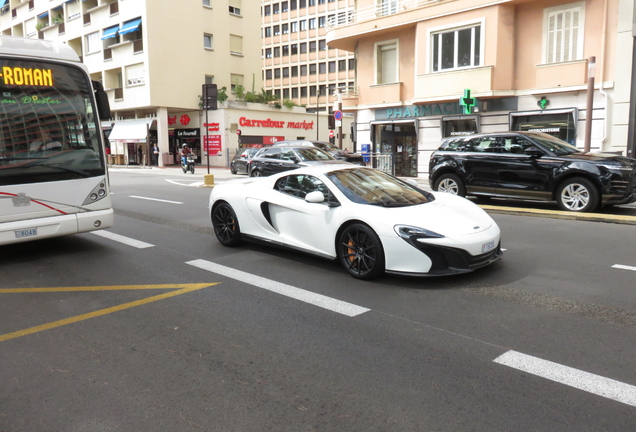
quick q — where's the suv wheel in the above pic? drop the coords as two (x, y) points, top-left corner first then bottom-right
(433, 174), (466, 197)
(556, 177), (599, 212)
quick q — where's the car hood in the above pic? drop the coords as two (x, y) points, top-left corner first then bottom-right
(561, 152), (636, 167)
(372, 193), (494, 237)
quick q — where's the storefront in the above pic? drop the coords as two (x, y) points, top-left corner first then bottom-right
(510, 108), (577, 145)
(174, 128), (201, 162)
(107, 118), (155, 165)
(370, 120), (418, 177)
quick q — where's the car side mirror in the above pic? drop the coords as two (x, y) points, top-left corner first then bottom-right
(525, 147), (544, 158)
(305, 191), (325, 203)
(292, 157), (300, 163)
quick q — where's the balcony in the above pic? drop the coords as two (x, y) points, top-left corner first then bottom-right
(414, 66), (493, 102)
(362, 82), (402, 106)
(535, 60), (587, 89)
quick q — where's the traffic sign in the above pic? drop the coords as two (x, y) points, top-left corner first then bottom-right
(333, 110), (343, 121)
(329, 130), (334, 138)
(236, 129), (242, 136)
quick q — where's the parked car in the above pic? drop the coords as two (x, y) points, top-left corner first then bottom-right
(273, 140), (366, 166)
(210, 165), (502, 279)
(230, 147), (261, 175)
(247, 145), (349, 177)
(428, 132), (636, 212)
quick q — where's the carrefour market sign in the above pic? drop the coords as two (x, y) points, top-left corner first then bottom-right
(239, 117), (314, 130)
(376, 103), (461, 120)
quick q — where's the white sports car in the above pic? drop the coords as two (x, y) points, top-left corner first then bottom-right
(209, 165), (502, 279)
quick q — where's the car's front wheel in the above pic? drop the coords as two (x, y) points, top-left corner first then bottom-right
(556, 177), (599, 212)
(251, 170), (262, 177)
(337, 224), (385, 280)
(433, 173), (466, 197)
(212, 202), (242, 246)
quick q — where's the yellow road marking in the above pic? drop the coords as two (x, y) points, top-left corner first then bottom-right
(0, 283), (218, 343)
(0, 283), (212, 293)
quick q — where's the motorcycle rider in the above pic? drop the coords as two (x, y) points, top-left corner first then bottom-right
(180, 143), (192, 167)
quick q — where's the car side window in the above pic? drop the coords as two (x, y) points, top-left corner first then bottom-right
(280, 149), (296, 161)
(274, 175), (339, 205)
(465, 137), (497, 153)
(500, 136), (533, 154)
(263, 148), (281, 159)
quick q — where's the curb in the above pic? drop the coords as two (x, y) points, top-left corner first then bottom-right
(481, 205), (636, 226)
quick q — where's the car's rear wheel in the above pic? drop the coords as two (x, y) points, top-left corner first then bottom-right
(212, 202), (242, 246)
(556, 177), (599, 212)
(337, 224), (385, 280)
(230, 166), (237, 174)
(433, 173), (466, 197)
(251, 170), (262, 177)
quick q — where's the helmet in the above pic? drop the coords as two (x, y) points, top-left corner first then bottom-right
(182, 143), (189, 148)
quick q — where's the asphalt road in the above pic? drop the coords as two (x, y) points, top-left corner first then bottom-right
(0, 166), (635, 432)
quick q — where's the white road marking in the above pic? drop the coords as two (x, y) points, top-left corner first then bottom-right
(166, 179), (201, 187)
(91, 231), (154, 249)
(129, 195), (183, 204)
(494, 350), (636, 407)
(612, 264), (636, 272)
(186, 259), (370, 317)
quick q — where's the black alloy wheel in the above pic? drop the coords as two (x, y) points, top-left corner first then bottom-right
(230, 166), (237, 174)
(212, 202), (242, 246)
(337, 223), (385, 280)
(433, 173), (466, 197)
(251, 170), (262, 177)
(556, 177), (600, 212)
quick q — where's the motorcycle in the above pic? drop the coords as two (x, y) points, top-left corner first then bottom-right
(181, 155), (195, 174)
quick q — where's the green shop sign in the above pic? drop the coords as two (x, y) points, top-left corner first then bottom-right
(376, 102), (462, 120)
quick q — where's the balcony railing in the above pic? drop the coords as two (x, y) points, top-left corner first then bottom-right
(327, 0), (444, 29)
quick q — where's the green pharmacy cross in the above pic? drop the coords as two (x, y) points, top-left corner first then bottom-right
(459, 89), (476, 114)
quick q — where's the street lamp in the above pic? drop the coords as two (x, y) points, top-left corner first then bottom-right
(584, 56), (596, 152)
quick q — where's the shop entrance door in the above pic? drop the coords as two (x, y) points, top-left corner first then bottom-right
(375, 123), (418, 177)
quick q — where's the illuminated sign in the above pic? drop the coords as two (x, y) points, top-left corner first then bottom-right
(0, 67), (53, 86)
(537, 96), (550, 110)
(180, 114), (191, 125)
(459, 89), (476, 114)
(239, 117), (314, 130)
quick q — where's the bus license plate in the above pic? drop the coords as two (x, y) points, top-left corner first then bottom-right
(482, 240), (495, 253)
(15, 228), (38, 239)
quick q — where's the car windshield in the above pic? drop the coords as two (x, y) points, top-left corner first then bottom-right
(295, 147), (334, 161)
(527, 133), (581, 156)
(326, 168), (432, 207)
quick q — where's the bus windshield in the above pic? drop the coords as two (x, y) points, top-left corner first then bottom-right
(0, 58), (105, 186)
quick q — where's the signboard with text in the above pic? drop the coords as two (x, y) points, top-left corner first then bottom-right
(203, 135), (222, 155)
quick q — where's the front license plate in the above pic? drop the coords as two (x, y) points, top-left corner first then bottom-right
(482, 240), (496, 253)
(14, 228), (38, 239)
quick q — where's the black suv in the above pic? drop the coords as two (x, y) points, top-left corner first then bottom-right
(429, 131), (636, 212)
(273, 140), (366, 166)
(248, 145), (349, 177)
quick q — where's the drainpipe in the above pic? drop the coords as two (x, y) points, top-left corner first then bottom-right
(598, 0), (609, 148)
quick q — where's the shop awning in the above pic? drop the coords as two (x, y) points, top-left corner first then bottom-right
(101, 25), (119, 40)
(108, 118), (154, 142)
(119, 18), (142, 35)
(38, 12), (49, 18)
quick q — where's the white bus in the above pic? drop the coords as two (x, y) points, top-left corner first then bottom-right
(0, 36), (113, 245)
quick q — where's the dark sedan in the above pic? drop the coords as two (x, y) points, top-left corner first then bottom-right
(230, 147), (261, 175)
(428, 132), (636, 212)
(273, 140), (366, 166)
(248, 145), (350, 177)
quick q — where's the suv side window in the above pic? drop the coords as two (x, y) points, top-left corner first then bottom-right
(500, 136), (533, 154)
(464, 137), (497, 153)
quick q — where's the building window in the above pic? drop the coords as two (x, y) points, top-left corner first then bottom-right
(309, 41), (316, 52)
(230, 34), (242, 55)
(264, 5), (271, 15)
(283, 88), (290, 99)
(273, 25), (280, 36)
(231, 74), (244, 93)
(282, 23), (289, 34)
(329, 61), (337, 73)
(264, 27), (272, 37)
(291, 66), (298, 76)
(266, 69), (273, 80)
(274, 47), (280, 57)
(292, 87), (299, 98)
(319, 0), (326, 4)
(274, 68), (281, 79)
(265, 48), (272, 58)
(309, 64), (317, 75)
(291, 0), (297, 10)
(300, 20), (307, 31)
(432, 24), (481, 72)
(274, 89), (281, 98)
(205, 75), (214, 84)
(318, 16), (326, 28)
(300, 42), (307, 53)
(300, 65), (308, 76)
(309, 18), (316, 29)
(282, 45), (289, 56)
(319, 85), (326, 96)
(283, 67), (290, 77)
(273, 3), (280, 14)
(338, 59), (346, 71)
(291, 22), (298, 33)
(318, 39), (326, 51)
(544, 3), (584, 63)
(348, 58), (356, 70)
(310, 85), (316, 96)
(291, 44), (298, 55)
(203, 33), (213, 49)
(229, 6), (241, 15)
(203, 0), (211, 6)
(301, 87), (307, 97)
(282, 1), (289, 12)
(319, 62), (326, 74)
(85, 31), (100, 54)
(309, 0), (316, 6)
(375, 40), (397, 84)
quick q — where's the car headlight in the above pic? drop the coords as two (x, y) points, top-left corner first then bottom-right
(598, 164), (632, 172)
(394, 225), (444, 239)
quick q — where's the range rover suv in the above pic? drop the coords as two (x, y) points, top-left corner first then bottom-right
(428, 132), (636, 212)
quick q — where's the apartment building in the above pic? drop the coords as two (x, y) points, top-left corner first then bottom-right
(327, 0), (635, 178)
(1, 0), (261, 165)
(261, 0), (356, 114)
